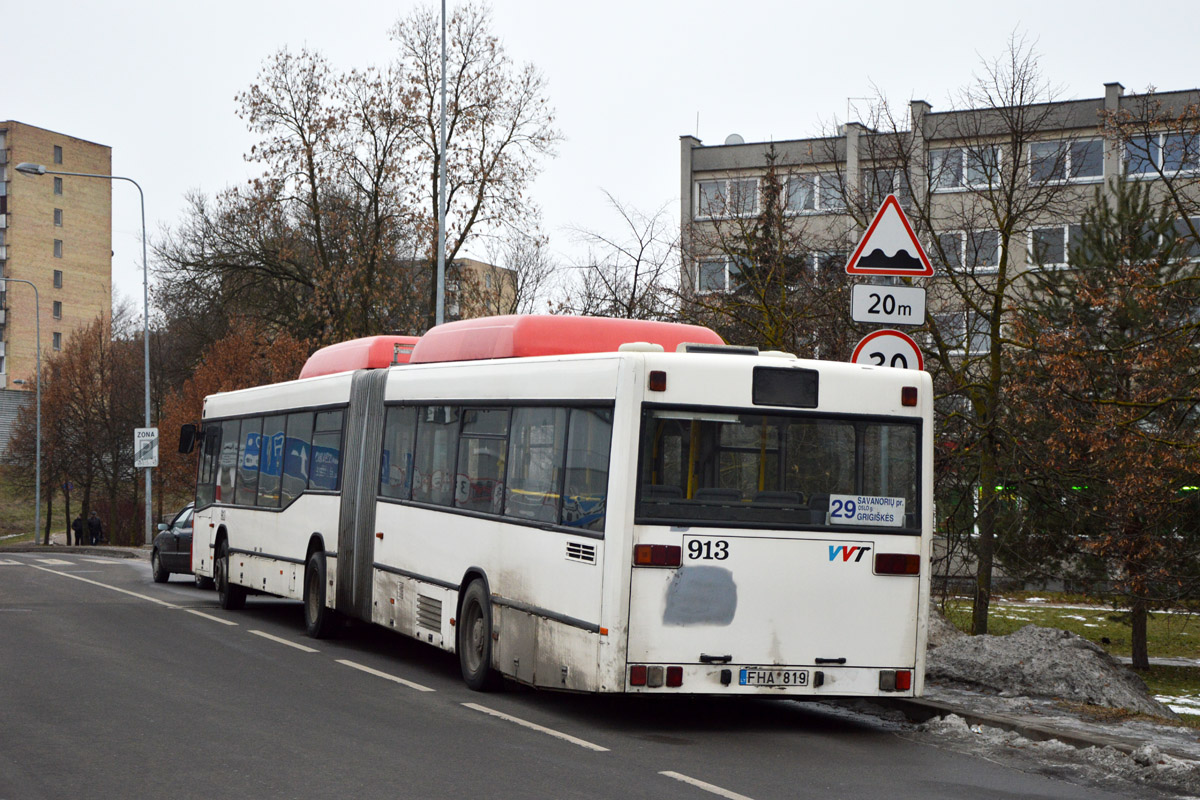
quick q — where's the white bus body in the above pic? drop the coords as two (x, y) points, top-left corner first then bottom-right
(190, 321), (931, 696)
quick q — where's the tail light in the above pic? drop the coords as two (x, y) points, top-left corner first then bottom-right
(880, 669), (913, 692)
(629, 664), (685, 689)
(901, 386), (918, 406)
(634, 544), (681, 567)
(629, 665), (647, 686)
(874, 553), (920, 575)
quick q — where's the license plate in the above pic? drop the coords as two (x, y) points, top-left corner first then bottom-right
(739, 668), (809, 687)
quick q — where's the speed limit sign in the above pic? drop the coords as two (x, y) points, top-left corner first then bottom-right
(851, 329), (924, 371)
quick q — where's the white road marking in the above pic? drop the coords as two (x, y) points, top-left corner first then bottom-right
(28, 564), (179, 608)
(185, 609), (238, 626)
(36, 558), (73, 565)
(81, 558), (121, 564)
(659, 772), (756, 800)
(462, 703), (609, 752)
(336, 659), (436, 692)
(0, 559), (20, 565)
(250, 629), (318, 653)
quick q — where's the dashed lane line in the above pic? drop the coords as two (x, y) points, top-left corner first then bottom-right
(250, 629), (319, 653)
(462, 702), (609, 752)
(27, 564), (179, 608)
(36, 558), (74, 566)
(336, 659), (436, 693)
(185, 609), (238, 626)
(659, 772), (756, 800)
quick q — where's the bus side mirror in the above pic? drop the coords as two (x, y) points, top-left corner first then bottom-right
(179, 424), (198, 454)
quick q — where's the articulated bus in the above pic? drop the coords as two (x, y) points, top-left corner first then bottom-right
(184, 315), (932, 695)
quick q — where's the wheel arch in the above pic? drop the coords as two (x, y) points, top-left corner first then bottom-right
(455, 567), (491, 626)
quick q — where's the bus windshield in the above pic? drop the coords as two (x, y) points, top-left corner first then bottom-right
(637, 406), (920, 532)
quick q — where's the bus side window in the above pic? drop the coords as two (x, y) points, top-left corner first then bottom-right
(562, 408), (613, 532)
(235, 417), (264, 506)
(217, 419), (241, 503)
(505, 407), (566, 524)
(380, 406), (417, 500)
(310, 410), (345, 491)
(413, 406), (460, 506)
(256, 415), (287, 509)
(281, 412), (314, 505)
(196, 425), (222, 509)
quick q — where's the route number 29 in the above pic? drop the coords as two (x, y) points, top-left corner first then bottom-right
(830, 498), (858, 520)
(687, 539), (729, 560)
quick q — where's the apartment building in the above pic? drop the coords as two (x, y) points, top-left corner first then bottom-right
(0, 122), (112, 454)
(680, 82), (1200, 353)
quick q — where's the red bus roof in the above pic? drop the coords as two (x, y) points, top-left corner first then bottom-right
(299, 335), (420, 379)
(409, 315), (724, 364)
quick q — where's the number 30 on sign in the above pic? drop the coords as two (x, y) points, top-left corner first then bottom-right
(851, 329), (924, 371)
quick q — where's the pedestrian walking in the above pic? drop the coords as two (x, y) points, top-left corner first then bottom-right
(87, 511), (103, 546)
(71, 515), (85, 547)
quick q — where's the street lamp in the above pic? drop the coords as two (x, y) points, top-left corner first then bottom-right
(15, 162), (153, 544)
(7, 280), (41, 544)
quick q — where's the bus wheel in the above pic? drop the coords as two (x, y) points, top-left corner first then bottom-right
(458, 580), (501, 691)
(194, 573), (215, 591)
(151, 550), (169, 583)
(304, 552), (337, 639)
(215, 540), (246, 610)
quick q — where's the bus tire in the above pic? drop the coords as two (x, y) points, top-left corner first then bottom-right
(215, 539), (246, 610)
(151, 549), (169, 583)
(458, 580), (501, 692)
(195, 573), (215, 591)
(304, 552), (337, 639)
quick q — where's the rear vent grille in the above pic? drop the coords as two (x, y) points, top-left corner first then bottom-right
(566, 542), (597, 564)
(416, 595), (442, 631)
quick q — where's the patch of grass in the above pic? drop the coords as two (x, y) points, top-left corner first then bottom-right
(940, 597), (1200, 659)
(0, 466), (39, 543)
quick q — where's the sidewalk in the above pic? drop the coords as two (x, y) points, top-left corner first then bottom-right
(2, 531), (148, 559)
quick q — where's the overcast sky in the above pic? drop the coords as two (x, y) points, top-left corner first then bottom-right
(7, 0), (1198, 310)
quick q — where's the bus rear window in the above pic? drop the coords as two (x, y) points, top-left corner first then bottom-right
(638, 407), (919, 531)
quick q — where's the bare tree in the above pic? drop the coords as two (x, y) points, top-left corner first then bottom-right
(392, 2), (563, 325)
(562, 191), (678, 320)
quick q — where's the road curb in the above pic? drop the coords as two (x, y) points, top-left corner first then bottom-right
(876, 697), (1198, 761)
(0, 544), (148, 559)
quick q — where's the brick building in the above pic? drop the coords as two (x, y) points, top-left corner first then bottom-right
(0, 122), (112, 454)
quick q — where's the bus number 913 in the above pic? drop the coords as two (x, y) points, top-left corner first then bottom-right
(687, 539), (729, 561)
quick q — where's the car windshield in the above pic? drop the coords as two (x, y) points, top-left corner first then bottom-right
(637, 407), (920, 532)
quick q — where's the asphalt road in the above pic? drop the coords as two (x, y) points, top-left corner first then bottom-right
(0, 552), (1132, 800)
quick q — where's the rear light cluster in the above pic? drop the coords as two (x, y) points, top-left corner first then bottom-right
(879, 669), (913, 692)
(629, 664), (684, 688)
(633, 544), (681, 567)
(874, 553), (921, 575)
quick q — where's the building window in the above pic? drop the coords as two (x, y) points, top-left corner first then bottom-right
(865, 167), (912, 206)
(937, 230), (1001, 272)
(53, 332), (62, 351)
(1029, 224), (1085, 268)
(933, 311), (990, 355)
(54, 208), (63, 227)
(1126, 132), (1200, 176)
(53, 177), (63, 195)
(53, 269), (63, 288)
(697, 257), (742, 292)
(929, 146), (1001, 191)
(786, 172), (846, 213)
(696, 178), (759, 219)
(53, 301), (62, 319)
(53, 239), (63, 258)
(1030, 139), (1103, 183)
(53, 145), (63, 165)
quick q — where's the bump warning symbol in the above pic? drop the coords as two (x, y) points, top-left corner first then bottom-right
(845, 195), (934, 277)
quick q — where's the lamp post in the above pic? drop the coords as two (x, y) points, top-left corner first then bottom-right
(435, 0), (448, 326)
(7, 279), (41, 544)
(15, 162), (153, 544)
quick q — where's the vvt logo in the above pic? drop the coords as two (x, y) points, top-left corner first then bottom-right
(828, 545), (871, 563)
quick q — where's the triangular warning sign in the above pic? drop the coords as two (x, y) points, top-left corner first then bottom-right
(845, 194), (934, 276)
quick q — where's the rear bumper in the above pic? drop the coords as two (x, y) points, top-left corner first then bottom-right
(622, 662), (919, 697)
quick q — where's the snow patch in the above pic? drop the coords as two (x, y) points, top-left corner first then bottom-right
(927, 624), (1178, 720)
